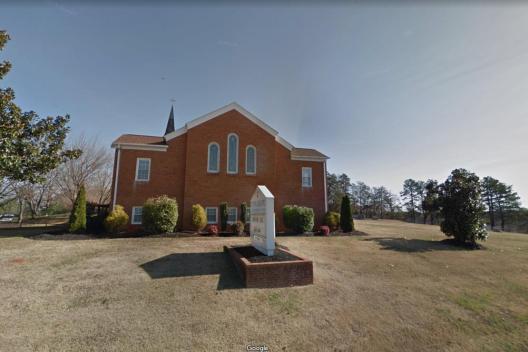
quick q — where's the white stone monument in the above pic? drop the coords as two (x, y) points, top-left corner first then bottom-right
(250, 185), (276, 256)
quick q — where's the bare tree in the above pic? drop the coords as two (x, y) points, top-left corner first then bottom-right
(0, 178), (15, 207)
(55, 135), (113, 205)
(15, 175), (58, 218)
(88, 166), (112, 205)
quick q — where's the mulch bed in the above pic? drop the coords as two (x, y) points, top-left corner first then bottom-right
(233, 246), (300, 263)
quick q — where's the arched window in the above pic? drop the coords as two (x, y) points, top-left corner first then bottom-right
(245, 145), (256, 175)
(227, 133), (238, 174)
(207, 142), (220, 173)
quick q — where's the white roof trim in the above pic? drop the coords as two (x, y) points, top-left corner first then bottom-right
(111, 143), (168, 152)
(291, 155), (328, 162)
(275, 135), (293, 151)
(164, 102), (294, 150)
(163, 126), (187, 140)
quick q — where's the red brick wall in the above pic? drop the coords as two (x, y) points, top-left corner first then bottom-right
(182, 110), (278, 230)
(111, 109), (326, 232)
(112, 134), (187, 230)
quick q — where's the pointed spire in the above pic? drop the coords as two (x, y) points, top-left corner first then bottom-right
(165, 105), (175, 135)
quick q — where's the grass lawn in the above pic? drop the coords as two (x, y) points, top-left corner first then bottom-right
(1, 220), (527, 351)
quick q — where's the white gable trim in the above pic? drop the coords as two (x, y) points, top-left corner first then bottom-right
(163, 126), (187, 140)
(291, 155), (328, 162)
(275, 135), (293, 151)
(164, 102), (293, 151)
(111, 143), (168, 152)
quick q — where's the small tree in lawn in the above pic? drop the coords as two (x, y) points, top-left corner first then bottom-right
(340, 195), (354, 232)
(219, 202), (228, 231)
(69, 184), (86, 233)
(439, 169), (487, 247)
(191, 204), (207, 232)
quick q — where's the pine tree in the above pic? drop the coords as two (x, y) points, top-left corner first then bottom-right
(340, 195), (354, 232)
(69, 185), (87, 233)
(240, 202), (247, 224)
(219, 202), (228, 231)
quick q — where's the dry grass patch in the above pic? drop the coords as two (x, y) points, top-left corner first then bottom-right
(0, 220), (527, 351)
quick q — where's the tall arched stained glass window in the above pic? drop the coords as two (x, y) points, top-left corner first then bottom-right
(227, 133), (238, 173)
(207, 142), (220, 173)
(246, 145), (256, 175)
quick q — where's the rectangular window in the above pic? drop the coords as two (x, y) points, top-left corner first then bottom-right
(302, 167), (312, 188)
(206, 207), (218, 224)
(245, 207), (251, 223)
(131, 206), (143, 224)
(227, 207), (237, 224)
(135, 158), (151, 181)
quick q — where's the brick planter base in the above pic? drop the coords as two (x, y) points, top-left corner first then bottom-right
(224, 245), (313, 288)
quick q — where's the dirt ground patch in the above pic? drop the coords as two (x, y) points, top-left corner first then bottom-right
(1, 220), (527, 351)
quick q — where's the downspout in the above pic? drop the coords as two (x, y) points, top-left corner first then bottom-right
(323, 160), (328, 213)
(112, 147), (121, 210)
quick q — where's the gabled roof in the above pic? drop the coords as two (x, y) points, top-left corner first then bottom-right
(164, 102), (292, 150)
(111, 134), (167, 151)
(111, 102), (328, 161)
(291, 148), (329, 161)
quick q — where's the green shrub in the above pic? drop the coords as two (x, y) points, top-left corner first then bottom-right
(142, 195), (178, 234)
(439, 168), (488, 246)
(240, 202), (247, 224)
(69, 185), (87, 233)
(282, 205), (315, 234)
(219, 202), (228, 231)
(104, 205), (129, 234)
(191, 204), (207, 232)
(283, 205), (295, 230)
(340, 195), (355, 232)
(324, 211), (340, 231)
(231, 220), (245, 236)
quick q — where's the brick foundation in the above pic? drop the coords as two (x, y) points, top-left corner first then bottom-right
(224, 245), (313, 288)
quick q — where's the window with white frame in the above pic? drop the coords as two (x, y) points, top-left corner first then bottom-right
(245, 207), (251, 223)
(227, 133), (239, 174)
(227, 207), (237, 224)
(205, 207), (218, 224)
(302, 167), (312, 188)
(131, 206), (143, 224)
(207, 142), (220, 173)
(135, 158), (151, 181)
(245, 145), (256, 175)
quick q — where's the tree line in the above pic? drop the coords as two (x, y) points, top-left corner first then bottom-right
(327, 172), (525, 233)
(326, 173), (402, 220)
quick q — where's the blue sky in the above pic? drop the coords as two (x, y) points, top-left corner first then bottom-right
(2, 3), (528, 204)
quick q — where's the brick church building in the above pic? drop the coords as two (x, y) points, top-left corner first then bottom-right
(110, 102), (329, 231)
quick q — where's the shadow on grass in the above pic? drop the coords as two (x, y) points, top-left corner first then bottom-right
(140, 252), (244, 290)
(364, 237), (472, 252)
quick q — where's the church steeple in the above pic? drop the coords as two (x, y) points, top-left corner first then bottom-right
(165, 105), (175, 135)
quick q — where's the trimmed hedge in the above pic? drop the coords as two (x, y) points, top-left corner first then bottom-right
(283, 205), (315, 234)
(191, 204), (207, 232)
(142, 195), (178, 234)
(324, 211), (340, 231)
(340, 195), (355, 232)
(69, 185), (87, 233)
(104, 205), (129, 234)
